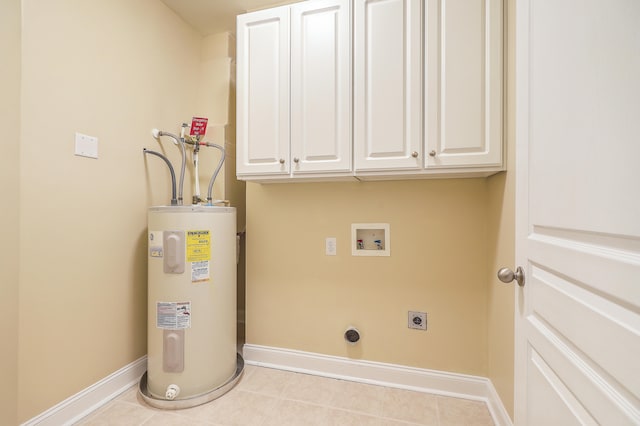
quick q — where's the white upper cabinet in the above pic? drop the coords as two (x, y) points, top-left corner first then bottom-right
(237, 0), (351, 180)
(291, 0), (352, 174)
(424, 0), (503, 169)
(236, 0), (504, 182)
(353, 0), (422, 172)
(237, 6), (290, 176)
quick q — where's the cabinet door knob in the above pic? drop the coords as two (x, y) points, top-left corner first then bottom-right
(279, 158), (285, 164)
(293, 157), (300, 163)
(429, 150), (436, 157)
(411, 151), (419, 158)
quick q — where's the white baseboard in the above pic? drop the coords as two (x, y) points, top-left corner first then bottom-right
(243, 344), (512, 426)
(22, 347), (513, 426)
(22, 356), (147, 426)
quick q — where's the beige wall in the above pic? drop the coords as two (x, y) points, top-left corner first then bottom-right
(487, 0), (516, 419)
(246, 179), (491, 374)
(487, 162), (515, 416)
(0, 0), (21, 424)
(195, 33), (237, 206)
(17, 0), (206, 421)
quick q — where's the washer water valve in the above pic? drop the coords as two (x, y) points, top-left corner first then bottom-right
(165, 384), (181, 400)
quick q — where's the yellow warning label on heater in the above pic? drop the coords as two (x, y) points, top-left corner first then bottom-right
(186, 230), (210, 262)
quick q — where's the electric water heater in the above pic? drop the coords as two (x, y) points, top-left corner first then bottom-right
(143, 205), (239, 407)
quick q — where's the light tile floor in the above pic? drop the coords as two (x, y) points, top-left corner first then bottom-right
(77, 365), (495, 426)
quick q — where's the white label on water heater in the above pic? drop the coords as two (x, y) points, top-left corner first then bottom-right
(191, 260), (210, 283)
(156, 301), (191, 329)
(149, 231), (163, 257)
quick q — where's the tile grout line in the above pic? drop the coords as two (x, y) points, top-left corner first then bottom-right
(237, 387), (425, 425)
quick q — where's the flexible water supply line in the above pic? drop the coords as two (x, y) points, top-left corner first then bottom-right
(152, 129), (186, 205)
(192, 141), (201, 204)
(142, 148), (178, 206)
(181, 139), (226, 204)
(205, 142), (225, 204)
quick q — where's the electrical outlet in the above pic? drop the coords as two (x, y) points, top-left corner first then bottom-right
(408, 311), (427, 330)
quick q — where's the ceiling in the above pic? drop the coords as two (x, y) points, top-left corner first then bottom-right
(160, 0), (302, 35)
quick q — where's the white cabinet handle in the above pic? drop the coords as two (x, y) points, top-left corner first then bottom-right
(293, 157), (300, 163)
(411, 151), (418, 158)
(429, 150), (436, 157)
(279, 158), (285, 164)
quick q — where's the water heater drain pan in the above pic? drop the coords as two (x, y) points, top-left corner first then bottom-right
(138, 353), (244, 410)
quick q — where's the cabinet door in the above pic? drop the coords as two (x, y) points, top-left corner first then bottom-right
(425, 0), (503, 168)
(291, 0), (351, 174)
(354, 0), (422, 171)
(237, 6), (290, 176)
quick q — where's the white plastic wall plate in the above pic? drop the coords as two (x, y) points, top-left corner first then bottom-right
(74, 132), (98, 159)
(325, 237), (337, 256)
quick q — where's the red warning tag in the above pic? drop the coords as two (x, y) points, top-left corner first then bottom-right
(190, 117), (208, 136)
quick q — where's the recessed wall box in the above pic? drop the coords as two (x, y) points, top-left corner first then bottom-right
(351, 223), (390, 256)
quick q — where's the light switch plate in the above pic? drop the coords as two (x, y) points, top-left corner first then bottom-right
(325, 237), (337, 256)
(75, 132), (98, 159)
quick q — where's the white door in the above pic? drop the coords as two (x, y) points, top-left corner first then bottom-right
(290, 0), (351, 175)
(236, 6), (290, 176)
(514, 0), (640, 424)
(353, 0), (422, 171)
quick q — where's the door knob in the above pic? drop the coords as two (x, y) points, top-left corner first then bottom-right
(497, 266), (525, 287)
